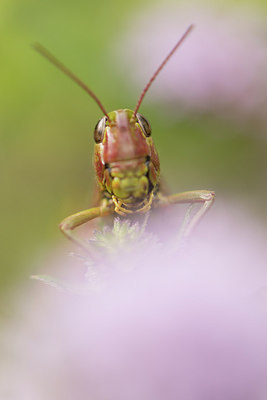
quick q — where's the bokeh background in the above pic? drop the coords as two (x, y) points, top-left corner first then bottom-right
(1, 0), (267, 302)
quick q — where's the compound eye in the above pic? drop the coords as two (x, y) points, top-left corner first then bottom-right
(136, 113), (152, 137)
(94, 116), (107, 143)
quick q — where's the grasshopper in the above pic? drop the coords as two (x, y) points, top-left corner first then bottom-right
(34, 25), (215, 253)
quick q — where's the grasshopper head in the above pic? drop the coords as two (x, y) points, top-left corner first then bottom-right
(34, 26), (193, 209)
(93, 109), (160, 205)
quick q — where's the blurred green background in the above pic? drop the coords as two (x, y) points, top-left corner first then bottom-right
(1, 0), (267, 298)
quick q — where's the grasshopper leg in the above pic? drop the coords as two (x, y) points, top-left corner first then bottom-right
(157, 190), (215, 237)
(59, 206), (113, 255)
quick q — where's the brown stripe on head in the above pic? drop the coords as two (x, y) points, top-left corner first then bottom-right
(104, 110), (150, 163)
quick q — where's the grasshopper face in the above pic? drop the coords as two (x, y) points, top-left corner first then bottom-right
(94, 109), (160, 205)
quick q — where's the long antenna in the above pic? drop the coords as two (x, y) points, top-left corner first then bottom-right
(134, 24), (194, 116)
(33, 43), (110, 120)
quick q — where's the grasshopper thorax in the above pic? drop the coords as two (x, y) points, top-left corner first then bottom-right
(94, 109), (160, 207)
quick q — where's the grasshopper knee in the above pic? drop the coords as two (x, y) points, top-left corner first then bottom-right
(208, 191), (216, 202)
(59, 220), (73, 234)
(200, 190), (215, 202)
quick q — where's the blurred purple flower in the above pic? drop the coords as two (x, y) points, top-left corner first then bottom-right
(1, 206), (267, 399)
(117, 3), (267, 124)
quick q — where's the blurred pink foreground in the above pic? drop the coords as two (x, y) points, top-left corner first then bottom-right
(1, 206), (267, 399)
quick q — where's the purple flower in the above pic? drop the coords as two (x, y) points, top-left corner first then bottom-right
(1, 205), (267, 399)
(116, 3), (267, 124)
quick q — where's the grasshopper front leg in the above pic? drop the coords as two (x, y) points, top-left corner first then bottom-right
(59, 205), (113, 256)
(157, 190), (215, 237)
